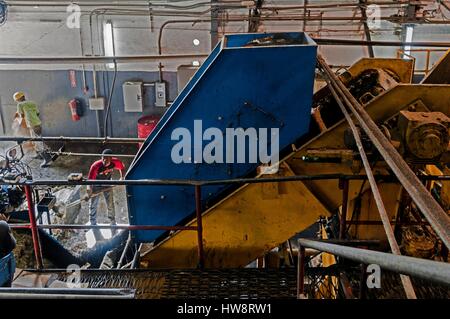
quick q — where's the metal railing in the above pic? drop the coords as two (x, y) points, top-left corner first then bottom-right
(0, 288), (135, 299)
(4, 173), (449, 271)
(297, 238), (450, 299)
(317, 53), (450, 298)
(9, 183), (205, 269)
(396, 48), (448, 74)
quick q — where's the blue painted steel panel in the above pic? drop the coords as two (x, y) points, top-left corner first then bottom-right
(126, 33), (317, 242)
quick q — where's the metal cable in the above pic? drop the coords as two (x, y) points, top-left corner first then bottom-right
(317, 54), (450, 251)
(322, 69), (417, 299)
(103, 61), (117, 138)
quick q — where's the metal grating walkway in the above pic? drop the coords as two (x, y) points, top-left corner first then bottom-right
(52, 269), (297, 299)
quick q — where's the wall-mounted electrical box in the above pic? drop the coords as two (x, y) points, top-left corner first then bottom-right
(123, 81), (143, 112)
(177, 66), (199, 94)
(155, 82), (167, 107)
(89, 97), (105, 110)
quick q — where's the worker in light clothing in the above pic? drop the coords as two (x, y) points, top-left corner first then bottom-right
(87, 149), (125, 227)
(13, 92), (53, 168)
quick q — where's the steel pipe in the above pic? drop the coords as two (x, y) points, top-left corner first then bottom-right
(3, 174), (450, 187)
(298, 239), (450, 286)
(0, 41), (447, 66)
(4, 0), (409, 8)
(314, 38), (450, 48)
(9, 224), (197, 231)
(0, 136), (144, 143)
(314, 239), (379, 247)
(47, 151), (136, 158)
(0, 54), (208, 65)
(0, 288), (135, 299)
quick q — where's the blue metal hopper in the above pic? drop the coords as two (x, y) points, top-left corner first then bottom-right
(126, 32), (317, 242)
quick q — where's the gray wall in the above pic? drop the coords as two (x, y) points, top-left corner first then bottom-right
(0, 1), (449, 138)
(0, 70), (177, 137)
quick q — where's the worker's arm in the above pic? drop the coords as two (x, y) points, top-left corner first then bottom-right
(112, 158), (126, 180)
(86, 161), (100, 197)
(15, 104), (23, 119)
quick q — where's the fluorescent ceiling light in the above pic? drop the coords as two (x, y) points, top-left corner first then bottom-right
(104, 20), (115, 69)
(403, 25), (414, 59)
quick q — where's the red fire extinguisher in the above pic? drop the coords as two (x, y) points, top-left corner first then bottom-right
(68, 99), (80, 121)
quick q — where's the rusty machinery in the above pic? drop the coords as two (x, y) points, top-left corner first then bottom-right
(4, 48), (443, 299)
(137, 52), (450, 299)
(395, 110), (450, 163)
(2, 53), (448, 299)
(309, 54), (450, 298)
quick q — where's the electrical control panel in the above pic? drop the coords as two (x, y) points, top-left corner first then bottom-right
(155, 82), (167, 107)
(89, 97), (105, 110)
(123, 81), (143, 112)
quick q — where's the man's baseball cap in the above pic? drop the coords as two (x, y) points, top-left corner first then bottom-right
(102, 149), (113, 156)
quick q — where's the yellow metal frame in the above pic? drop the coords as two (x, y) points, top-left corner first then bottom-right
(421, 49), (450, 84)
(396, 48), (449, 75)
(340, 57), (414, 84)
(141, 162), (331, 268)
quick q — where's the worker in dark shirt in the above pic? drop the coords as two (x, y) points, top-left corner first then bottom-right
(0, 219), (16, 287)
(0, 220), (16, 259)
(87, 149), (125, 226)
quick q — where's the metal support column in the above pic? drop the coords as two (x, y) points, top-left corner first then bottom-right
(359, 0), (375, 57)
(24, 185), (43, 269)
(211, 0), (220, 49)
(359, 263), (367, 299)
(339, 179), (349, 239)
(248, 0), (264, 33)
(303, 0), (308, 32)
(297, 245), (306, 298)
(195, 185), (205, 269)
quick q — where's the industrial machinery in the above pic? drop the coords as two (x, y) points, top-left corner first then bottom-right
(137, 56), (419, 267)
(0, 145), (29, 215)
(130, 40), (450, 298)
(126, 32), (318, 243)
(3, 33), (449, 299)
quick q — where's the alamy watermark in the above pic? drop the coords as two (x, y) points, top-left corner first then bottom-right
(65, 264), (82, 288)
(170, 120), (280, 173)
(64, 4), (382, 30)
(366, 4), (382, 30)
(367, 264), (381, 289)
(66, 4), (81, 29)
